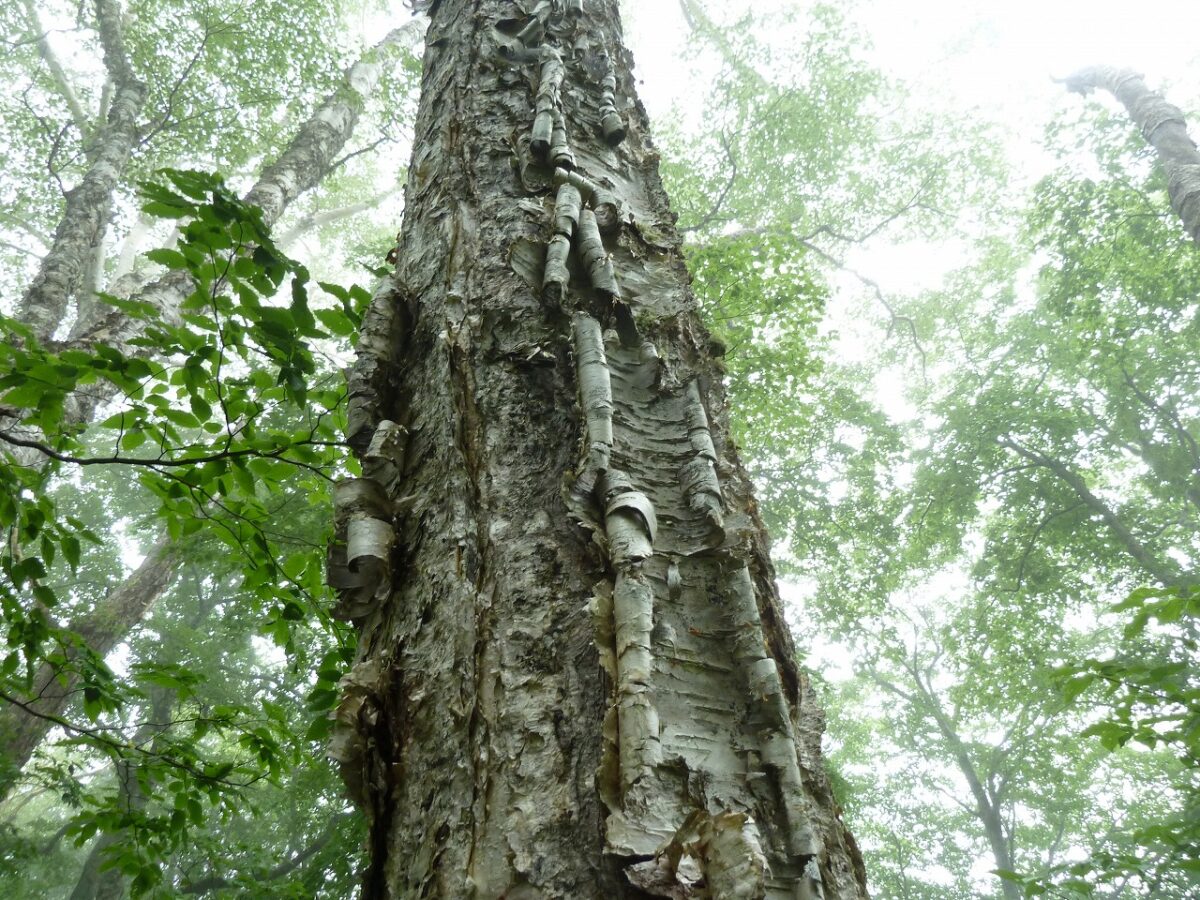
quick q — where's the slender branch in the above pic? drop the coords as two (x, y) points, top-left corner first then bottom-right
(178, 813), (353, 895)
(798, 238), (928, 373)
(679, 130), (738, 235)
(998, 436), (1184, 587)
(276, 183), (403, 249)
(0, 429), (344, 473)
(0, 689), (263, 790)
(20, 0), (95, 149)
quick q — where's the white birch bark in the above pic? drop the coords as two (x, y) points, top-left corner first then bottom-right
(67, 21), (421, 352)
(1064, 67), (1200, 243)
(16, 0), (146, 344)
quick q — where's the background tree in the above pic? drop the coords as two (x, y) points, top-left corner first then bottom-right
(0, 0), (420, 894)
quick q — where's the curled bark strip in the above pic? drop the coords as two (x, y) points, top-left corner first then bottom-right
(598, 69), (626, 146)
(605, 490), (657, 547)
(592, 186), (620, 234)
(572, 312), (614, 493)
(331, 478), (394, 621)
(550, 110), (575, 169)
(363, 419), (408, 495)
(347, 282), (408, 452)
(613, 570), (661, 788)
(702, 812), (769, 899)
(685, 382), (717, 460)
(600, 468), (655, 561)
(515, 1), (553, 46)
(554, 165), (596, 201)
(553, 182), (583, 237)
(681, 381), (724, 536)
(628, 810), (768, 899)
(531, 48), (565, 158)
(728, 566), (822, 859)
(328, 659), (383, 810)
(542, 233), (571, 304)
(577, 207), (619, 297)
(532, 109), (554, 159)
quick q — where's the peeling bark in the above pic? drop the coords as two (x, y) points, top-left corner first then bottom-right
(331, 1), (866, 896)
(1063, 66), (1200, 243)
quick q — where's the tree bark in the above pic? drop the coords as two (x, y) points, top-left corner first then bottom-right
(1063, 66), (1200, 243)
(0, 541), (178, 799)
(16, 0), (146, 344)
(329, 2), (866, 897)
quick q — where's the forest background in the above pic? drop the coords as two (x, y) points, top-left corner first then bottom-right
(0, 0), (1196, 897)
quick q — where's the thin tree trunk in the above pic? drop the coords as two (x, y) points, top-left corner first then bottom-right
(0, 541), (178, 799)
(16, 0), (146, 344)
(20, 0), (97, 151)
(1063, 67), (1200, 243)
(873, 667), (1020, 900)
(67, 20), (422, 349)
(0, 20), (419, 799)
(329, 2), (866, 896)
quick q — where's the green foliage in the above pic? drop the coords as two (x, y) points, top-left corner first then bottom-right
(809, 97), (1200, 897)
(0, 171), (367, 895)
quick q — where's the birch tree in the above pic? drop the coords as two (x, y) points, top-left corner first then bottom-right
(328, 1), (865, 896)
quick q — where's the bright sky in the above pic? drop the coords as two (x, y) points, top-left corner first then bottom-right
(623, 0), (1200, 663)
(626, 0), (1199, 124)
(625, 0), (1200, 370)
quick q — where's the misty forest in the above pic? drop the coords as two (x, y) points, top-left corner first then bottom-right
(0, 0), (1196, 897)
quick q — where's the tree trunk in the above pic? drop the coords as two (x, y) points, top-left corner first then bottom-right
(0, 18), (417, 799)
(67, 685), (175, 900)
(67, 20), (421, 350)
(1063, 66), (1200, 243)
(16, 0), (146, 344)
(0, 541), (178, 798)
(329, 2), (866, 897)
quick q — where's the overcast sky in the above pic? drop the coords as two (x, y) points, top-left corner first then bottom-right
(626, 0), (1199, 124)
(624, 0), (1200, 357)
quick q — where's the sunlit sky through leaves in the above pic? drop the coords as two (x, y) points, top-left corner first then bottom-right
(624, 0), (1199, 684)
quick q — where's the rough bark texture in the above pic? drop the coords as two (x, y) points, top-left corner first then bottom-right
(1064, 66), (1200, 243)
(0, 541), (177, 797)
(329, 2), (867, 897)
(16, 0), (147, 343)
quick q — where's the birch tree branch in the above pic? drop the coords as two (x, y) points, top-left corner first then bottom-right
(16, 0), (147, 344)
(20, 0), (96, 152)
(69, 21), (421, 354)
(1062, 67), (1200, 243)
